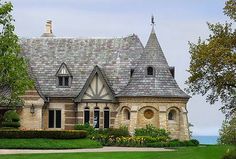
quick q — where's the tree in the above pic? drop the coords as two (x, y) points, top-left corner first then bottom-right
(0, 1), (33, 107)
(186, 0), (236, 117)
(218, 117), (236, 145)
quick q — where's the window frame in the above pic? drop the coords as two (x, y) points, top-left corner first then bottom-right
(94, 107), (100, 128)
(84, 107), (90, 124)
(124, 108), (130, 120)
(57, 75), (71, 88)
(56, 63), (72, 88)
(104, 107), (110, 128)
(146, 66), (155, 77)
(168, 109), (176, 121)
(48, 109), (62, 129)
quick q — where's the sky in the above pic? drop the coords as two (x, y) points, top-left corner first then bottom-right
(10, 0), (230, 136)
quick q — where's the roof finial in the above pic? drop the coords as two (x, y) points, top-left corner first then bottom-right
(151, 15), (155, 33)
(151, 15), (155, 26)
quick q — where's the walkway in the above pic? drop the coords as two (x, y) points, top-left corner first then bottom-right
(0, 147), (174, 154)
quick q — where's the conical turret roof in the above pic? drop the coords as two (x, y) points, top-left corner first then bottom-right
(118, 27), (190, 98)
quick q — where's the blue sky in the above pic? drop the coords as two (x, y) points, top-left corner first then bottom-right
(11, 0), (229, 135)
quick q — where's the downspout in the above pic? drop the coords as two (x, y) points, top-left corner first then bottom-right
(41, 97), (49, 129)
(74, 102), (78, 126)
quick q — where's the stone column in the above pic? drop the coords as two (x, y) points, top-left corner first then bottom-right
(159, 106), (167, 130)
(180, 107), (190, 140)
(129, 106), (138, 135)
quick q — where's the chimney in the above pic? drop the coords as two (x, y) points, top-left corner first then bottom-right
(41, 20), (55, 37)
(46, 20), (52, 34)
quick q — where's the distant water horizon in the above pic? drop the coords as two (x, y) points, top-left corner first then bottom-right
(192, 136), (218, 145)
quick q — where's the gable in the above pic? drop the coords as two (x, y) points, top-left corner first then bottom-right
(75, 66), (116, 102)
(83, 73), (112, 100)
(56, 63), (72, 76)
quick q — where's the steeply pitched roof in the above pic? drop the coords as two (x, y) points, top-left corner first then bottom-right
(118, 27), (190, 98)
(20, 35), (144, 97)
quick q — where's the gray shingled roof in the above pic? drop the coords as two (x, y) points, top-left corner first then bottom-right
(20, 28), (189, 99)
(20, 35), (144, 97)
(118, 27), (190, 98)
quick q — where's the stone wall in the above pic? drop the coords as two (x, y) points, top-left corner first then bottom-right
(19, 90), (44, 129)
(117, 97), (190, 140)
(19, 93), (190, 140)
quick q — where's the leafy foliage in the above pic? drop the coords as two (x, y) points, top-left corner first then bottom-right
(218, 117), (236, 145)
(134, 124), (170, 138)
(222, 148), (236, 159)
(2, 110), (20, 128)
(0, 130), (87, 139)
(0, 1), (34, 107)
(74, 123), (97, 135)
(97, 126), (130, 138)
(186, 0), (236, 117)
(224, 0), (236, 21)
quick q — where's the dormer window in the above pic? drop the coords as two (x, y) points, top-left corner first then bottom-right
(147, 66), (154, 76)
(58, 76), (69, 86)
(56, 63), (72, 87)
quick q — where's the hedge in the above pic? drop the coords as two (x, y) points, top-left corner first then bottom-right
(0, 130), (87, 139)
(146, 139), (200, 147)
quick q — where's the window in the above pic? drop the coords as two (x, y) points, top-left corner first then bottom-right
(104, 107), (110, 128)
(124, 109), (130, 120)
(49, 109), (61, 128)
(84, 107), (90, 124)
(56, 63), (72, 87)
(144, 109), (154, 119)
(168, 110), (176, 120)
(94, 107), (100, 128)
(147, 66), (154, 76)
(58, 76), (69, 87)
(130, 69), (134, 78)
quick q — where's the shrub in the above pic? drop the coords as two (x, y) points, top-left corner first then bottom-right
(0, 130), (87, 139)
(222, 149), (236, 159)
(190, 139), (200, 146)
(2, 110), (20, 128)
(146, 139), (199, 147)
(1, 121), (20, 128)
(98, 126), (130, 138)
(134, 124), (170, 138)
(74, 123), (96, 136)
(3, 110), (20, 122)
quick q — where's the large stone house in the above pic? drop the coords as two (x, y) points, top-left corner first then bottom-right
(2, 20), (191, 140)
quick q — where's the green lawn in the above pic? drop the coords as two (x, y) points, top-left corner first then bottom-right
(0, 146), (233, 159)
(0, 138), (102, 149)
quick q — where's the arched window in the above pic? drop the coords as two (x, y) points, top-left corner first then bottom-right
(104, 107), (110, 128)
(84, 107), (90, 124)
(147, 66), (154, 76)
(94, 107), (100, 128)
(124, 109), (130, 120)
(168, 110), (176, 120)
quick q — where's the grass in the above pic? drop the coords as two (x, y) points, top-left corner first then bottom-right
(0, 145), (233, 159)
(0, 138), (102, 149)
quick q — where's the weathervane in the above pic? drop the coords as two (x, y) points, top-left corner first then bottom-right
(151, 15), (155, 26)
